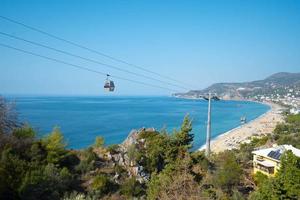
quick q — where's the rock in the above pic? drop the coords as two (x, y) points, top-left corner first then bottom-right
(122, 129), (139, 149)
(121, 128), (156, 149)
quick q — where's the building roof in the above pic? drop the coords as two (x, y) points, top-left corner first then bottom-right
(252, 145), (300, 161)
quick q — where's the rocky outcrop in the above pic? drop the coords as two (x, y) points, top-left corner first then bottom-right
(121, 128), (155, 147)
(104, 128), (155, 183)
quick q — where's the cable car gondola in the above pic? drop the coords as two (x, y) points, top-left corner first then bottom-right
(104, 74), (115, 92)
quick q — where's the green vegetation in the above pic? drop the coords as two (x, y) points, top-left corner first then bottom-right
(91, 174), (113, 196)
(120, 177), (144, 198)
(0, 96), (300, 199)
(93, 136), (104, 148)
(273, 113), (300, 149)
(0, 127), (74, 200)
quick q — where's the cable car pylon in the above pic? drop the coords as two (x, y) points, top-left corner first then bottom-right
(203, 92), (220, 157)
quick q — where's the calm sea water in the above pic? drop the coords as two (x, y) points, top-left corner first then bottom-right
(8, 96), (269, 150)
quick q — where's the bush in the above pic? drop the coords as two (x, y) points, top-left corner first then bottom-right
(94, 136), (104, 148)
(107, 144), (119, 154)
(253, 171), (268, 186)
(75, 160), (94, 174)
(81, 147), (97, 163)
(13, 125), (36, 139)
(19, 164), (73, 200)
(91, 174), (112, 195)
(114, 164), (126, 175)
(120, 178), (144, 198)
(60, 152), (80, 170)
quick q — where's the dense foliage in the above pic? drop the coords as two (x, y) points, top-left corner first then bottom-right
(0, 96), (300, 199)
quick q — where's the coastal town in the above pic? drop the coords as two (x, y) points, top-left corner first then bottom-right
(248, 85), (300, 115)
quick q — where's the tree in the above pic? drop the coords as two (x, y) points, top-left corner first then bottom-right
(138, 131), (168, 173)
(174, 115), (193, 149)
(29, 141), (47, 163)
(147, 155), (201, 200)
(0, 96), (19, 135)
(214, 151), (242, 193)
(42, 127), (67, 164)
(236, 136), (269, 167)
(164, 115), (194, 163)
(249, 178), (274, 200)
(0, 148), (28, 198)
(275, 150), (300, 199)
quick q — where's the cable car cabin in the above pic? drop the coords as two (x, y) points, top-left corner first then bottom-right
(104, 80), (115, 92)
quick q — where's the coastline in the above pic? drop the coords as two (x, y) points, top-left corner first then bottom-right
(199, 101), (285, 153)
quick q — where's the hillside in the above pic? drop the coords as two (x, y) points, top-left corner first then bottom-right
(174, 72), (300, 100)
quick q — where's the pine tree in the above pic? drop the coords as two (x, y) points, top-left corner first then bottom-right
(174, 115), (193, 149)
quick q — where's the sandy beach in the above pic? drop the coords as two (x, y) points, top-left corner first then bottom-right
(200, 101), (285, 153)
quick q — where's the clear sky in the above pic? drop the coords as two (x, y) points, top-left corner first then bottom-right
(0, 0), (300, 96)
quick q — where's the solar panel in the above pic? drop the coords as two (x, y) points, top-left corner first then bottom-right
(274, 151), (282, 160)
(268, 151), (275, 157)
(268, 150), (282, 160)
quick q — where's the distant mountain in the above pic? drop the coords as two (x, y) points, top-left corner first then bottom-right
(173, 72), (300, 100)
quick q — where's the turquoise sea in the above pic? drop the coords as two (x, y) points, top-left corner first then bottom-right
(8, 96), (269, 150)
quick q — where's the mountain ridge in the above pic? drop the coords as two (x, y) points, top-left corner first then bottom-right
(174, 72), (300, 100)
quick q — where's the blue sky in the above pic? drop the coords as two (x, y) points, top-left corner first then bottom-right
(0, 0), (300, 95)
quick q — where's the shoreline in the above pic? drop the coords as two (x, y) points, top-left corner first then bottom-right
(199, 101), (285, 153)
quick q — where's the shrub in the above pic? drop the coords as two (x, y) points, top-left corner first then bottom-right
(91, 174), (112, 195)
(75, 160), (94, 174)
(13, 125), (36, 139)
(253, 171), (268, 186)
(94, 136), (104, 148)
(120, 178), (144, 198)
(107, 144), (119, 154)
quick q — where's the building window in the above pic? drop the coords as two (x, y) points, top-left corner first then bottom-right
(268, 167), (274, 174)
(257, 156), (264, 161)
(256, 163), (274, 174)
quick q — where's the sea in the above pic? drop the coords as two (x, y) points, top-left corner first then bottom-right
(7, 96), (270, 150)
